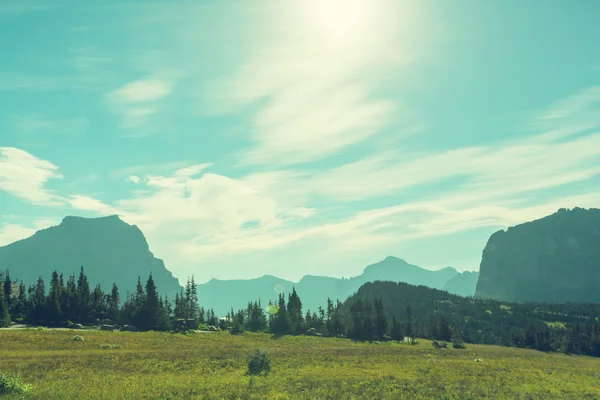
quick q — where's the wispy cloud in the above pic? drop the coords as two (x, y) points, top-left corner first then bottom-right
(200, 0), (417, 166)
(105, 77), (177, 134)
(0, 147), (63, 205)
(107, 79), (172, 103)
(12, 115), (88, 137)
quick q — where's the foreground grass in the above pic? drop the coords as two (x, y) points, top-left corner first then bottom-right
(1, 330), (599, 399)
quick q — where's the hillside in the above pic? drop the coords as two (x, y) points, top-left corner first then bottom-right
(347, 280), (600, 356)
(197, 256), (461, 315)
(0, 215), (183, 299)
(475, 207), (600, 303)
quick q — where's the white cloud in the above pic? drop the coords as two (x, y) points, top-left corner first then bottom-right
(68, 195), (120, 215)
(0, 223), (36, 247)
(105, 77), (176, 134)
(0, 147), (63, 205)
(107, 79), (172, 103)
(126, 175), (141, 184)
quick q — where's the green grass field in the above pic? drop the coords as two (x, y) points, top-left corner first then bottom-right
(1, 330), (599, 399)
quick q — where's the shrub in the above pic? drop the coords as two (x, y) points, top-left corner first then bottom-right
(246, 350), (271, 376)
(72, 335), (85, 342)
(453, 341), (466, 349)
(230, 320), (244, 335)
(0, 373), (33, 395)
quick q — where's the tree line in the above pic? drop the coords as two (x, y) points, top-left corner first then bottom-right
(0, 268), (218, 330)
(2, 270), (600, 358)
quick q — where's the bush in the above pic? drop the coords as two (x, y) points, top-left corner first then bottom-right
(230, 320), (244, 335)
(246, 350), (271, 376)
(0, 373), (33, 395)
(453, 341), (466, 349)
(72, 335), (85, 342)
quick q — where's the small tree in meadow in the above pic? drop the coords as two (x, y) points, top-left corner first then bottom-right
(246, 350), (271, 376)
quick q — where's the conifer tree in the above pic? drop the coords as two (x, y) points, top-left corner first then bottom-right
(47, 271), (63, 326)
(287, 287), (304, 334)
(76, 267), (91, 322)
(108, 283), (120, 322)
(0, 295), (10, 327)
(374, 298), (388, 340)
(3, 270), (12, 308)
(390, 315), (403, 342)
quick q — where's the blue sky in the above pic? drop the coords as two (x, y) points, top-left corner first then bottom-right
(1, 0), (600, 284)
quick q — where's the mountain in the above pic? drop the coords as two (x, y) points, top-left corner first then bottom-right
(443, 271), (479, 297)
(0, 215), (183, 299)
(345, 280), (600, 357)
(198, 256), (460, 316)
(475, 207), (600, 303)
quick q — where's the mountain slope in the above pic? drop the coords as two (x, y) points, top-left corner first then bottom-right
(443, 271), (479, 297)
(475, 207), (600, 303)
(197, 256), (460, 315)
(0, 215), (183, 299)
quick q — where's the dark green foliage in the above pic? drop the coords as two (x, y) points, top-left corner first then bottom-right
(0, 295), (10, 327)
(270, 293), (291, 335)
(230, 318), (244, 335)
(246, 350), (271, 376)
(390, 315), (403, 342)
(287, 287), (304, 334)
(244, 301), (267, 332)
(348, 281), (600, 357)
(0, 373), (32, 395)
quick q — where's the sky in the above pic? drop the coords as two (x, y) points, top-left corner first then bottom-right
(1, 0), (600, 284)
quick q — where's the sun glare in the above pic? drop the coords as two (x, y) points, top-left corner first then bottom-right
(306, 0), (373, 46)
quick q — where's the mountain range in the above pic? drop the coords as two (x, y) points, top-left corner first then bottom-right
(0, 215), (477, 315)
(197, 256), (477, 316)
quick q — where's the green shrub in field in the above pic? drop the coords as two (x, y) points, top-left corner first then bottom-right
(230, 320), (244, 335)
(72, 335), (85, 342)
(453, 340), (466, 349)
(246, 349), (271, 376)
(0, 373), (33, 395)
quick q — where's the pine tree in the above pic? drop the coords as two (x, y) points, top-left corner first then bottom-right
(287, 287), (304, 334)
(164, 295), (172, 318)
(0, 295), (10, 327)
(76, 267), (91, 322)
(141, 273), (161, 331)
(405, 305), (414, 338)
(0, 272), (10, 327)
(374, 298), (388, 340)
(47, 271), (63, 326)
(108, 283), (120, 322)
(3, 270), (12, 308)
(270, 293), (291, 335)
(390, 315), (403, 342)
(190, 276), (199, 320)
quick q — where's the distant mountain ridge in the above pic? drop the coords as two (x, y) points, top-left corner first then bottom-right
(198, 256), (477, 315)
(0, 215), (183, 299)
(475, 207), (600, 303)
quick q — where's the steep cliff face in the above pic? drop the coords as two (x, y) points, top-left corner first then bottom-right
(0, 215), (183, 298)
(475, 208), (600, 303)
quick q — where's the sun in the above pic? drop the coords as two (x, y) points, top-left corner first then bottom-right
(309, 0), (370, 44)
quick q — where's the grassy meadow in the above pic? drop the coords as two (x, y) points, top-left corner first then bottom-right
(1, 329), (599, 399)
